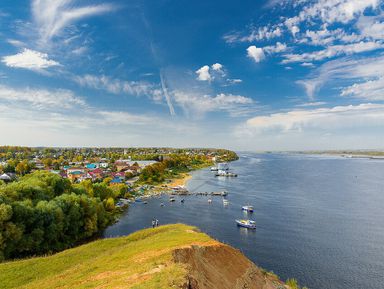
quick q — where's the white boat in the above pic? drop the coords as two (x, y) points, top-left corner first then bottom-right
(242, 205), (254, 212)
(210, 166), (219, 171)
(208, 198), (212, 203)
(236, 219), (256, 229)
(215, 170), (237, 177)
(217, 163), (229, 171)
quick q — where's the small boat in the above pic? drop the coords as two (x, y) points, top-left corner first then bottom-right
(169, 197), (176, 202)
(143, 201), (148, 204)
(242, 205), (254, 212)
(181, 199), (185, 203)
(208, 199), (212, 203)
(215, 170), (237, 177)
(160, 203), (165, 207)
(236, 219), (256, 229)
(210, 166), (218, 171)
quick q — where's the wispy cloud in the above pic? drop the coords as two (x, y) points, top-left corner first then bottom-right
(282, 41), (384, 63)
(73, 74), (159, 98)
(160, 70), (176, 116)
(32, 0), (116, 44)
(0, 84), (85, 109)
(244, 103), (384, 133)
(298, 54), (384, 99)
(173, 91), (254, 117)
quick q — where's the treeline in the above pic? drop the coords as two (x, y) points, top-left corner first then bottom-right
(0, 171), (124, 261)
(138, 152), (238, 184)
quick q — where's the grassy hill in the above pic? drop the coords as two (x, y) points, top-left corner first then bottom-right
(0, 224), (290, 289)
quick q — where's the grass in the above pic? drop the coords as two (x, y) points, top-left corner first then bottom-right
(0, 224), (214, 289)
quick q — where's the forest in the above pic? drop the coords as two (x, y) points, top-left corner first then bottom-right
(0, 171), (123, 261)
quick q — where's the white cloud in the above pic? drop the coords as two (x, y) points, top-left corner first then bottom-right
(224, 25), (283, 43)
(291, 0), (380, 25)
(298, 54), (384, 98)
(32, 0), (116, 43)
(296, 101), (327, 107)
(195, 65), (212, 81)
(227, 78), (243, 85)
(247, 45), (265, 63)
(212, 63), (223, 72)
(1, 48), (60, 70)
(264, 42), (288, 54)
(173, 91), (254, 116)
(196, 63), (225, 81)
(357, 16), (384, 40)
(0, 85), (85, 109)
(6, 39), (25, 47)
(73, 74), (158, 97)
(341, 77), (384, 100)
(244, 103), (384, 132)
(282, 41), (384, 63)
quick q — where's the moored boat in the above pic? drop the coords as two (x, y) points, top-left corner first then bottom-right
(236, 219), (256, 229)
(242, 205), (254, 212)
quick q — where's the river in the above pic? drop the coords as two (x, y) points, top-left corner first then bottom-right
(103, 153), (384, 289)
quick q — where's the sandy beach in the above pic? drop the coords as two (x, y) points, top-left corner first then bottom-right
(167, 173), (192, 187)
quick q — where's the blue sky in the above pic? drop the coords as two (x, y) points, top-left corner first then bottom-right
(0, 0), (384, 150)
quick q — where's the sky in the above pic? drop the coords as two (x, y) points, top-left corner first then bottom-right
(0, 0), (384, 151)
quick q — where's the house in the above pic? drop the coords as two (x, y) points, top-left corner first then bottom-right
(86, 163), (98, 170)
(89, 168), (104, 179)
(67, 167), (86, 174)
(113, 172), (126, 179)
(99, 162), (109, 168)
(110, 177), (122, 185)
(67, 171), (85, 182)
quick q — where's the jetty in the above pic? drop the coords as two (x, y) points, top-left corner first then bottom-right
(170, 190), (228, 197)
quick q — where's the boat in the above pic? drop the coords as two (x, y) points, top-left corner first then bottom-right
(169, 197), (176, 202)
(217, 163), (229, 171)
(242, 205), (254, 212)
(180, 199), (185, 203)
(160, 203), (165, 207)
(208, 198), (212, 203)
(143, 201), (148, 204)
(215, 170), (237, 177)
(223, 199), (229, 205)
(236, 219), (256, 229)
(210, 166), (218, 171)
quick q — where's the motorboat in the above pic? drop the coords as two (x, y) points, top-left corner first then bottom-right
(242, 205), (254, 212)
(236, 219), (256, 229)
(215, 170), (237, 177)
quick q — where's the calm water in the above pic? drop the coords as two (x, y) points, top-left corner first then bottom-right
(103, 153), (384, 289)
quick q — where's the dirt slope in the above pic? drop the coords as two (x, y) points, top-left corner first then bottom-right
(174, 243), (287, 289)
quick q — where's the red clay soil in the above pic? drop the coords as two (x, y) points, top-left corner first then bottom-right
(173, 244), (288, 289)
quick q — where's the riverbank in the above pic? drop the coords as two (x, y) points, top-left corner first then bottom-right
(0, 224), (290, 289)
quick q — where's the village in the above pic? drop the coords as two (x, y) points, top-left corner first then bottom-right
(0, 147), (238, 202)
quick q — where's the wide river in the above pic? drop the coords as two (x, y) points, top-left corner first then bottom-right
(104, 153), (384, 289)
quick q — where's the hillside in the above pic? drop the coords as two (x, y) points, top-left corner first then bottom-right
(0, 224), (289, 289)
